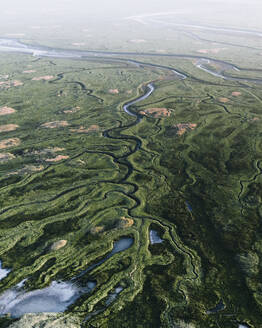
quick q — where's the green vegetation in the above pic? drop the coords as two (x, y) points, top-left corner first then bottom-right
(0, 18), (262, 328)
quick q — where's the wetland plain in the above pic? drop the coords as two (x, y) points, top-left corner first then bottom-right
(0, 2), (262, 327)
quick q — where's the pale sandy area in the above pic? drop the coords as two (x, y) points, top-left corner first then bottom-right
(174, 123), (197, 136)
(0, 138), (20, 149)
(8, 165), (44, 175)
(13, 80), (23, 87)
(63, 106), (81, 114)
(23, 70), (36, 74)
(45, 155), (69, 162)
(41, 121), (69, 129)
(218, 97), (230, 103)
(232, 91), (242, 96)
(32, 76), (54, 81)
(0, 124), (19, 132)
(0, 106), (16, 116)
(51, 240), (67, 251)
(70, 125), (99, 133)
(0, 80), (23, 88)
(140, 108), (171, 118)
(119, 216), (134, 228)
(0, 152), (15, 163)
(90, 226), (104, 234)
(109, 89), (119, 94)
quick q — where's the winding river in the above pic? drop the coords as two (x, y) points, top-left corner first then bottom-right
(0, 38), (262, 84)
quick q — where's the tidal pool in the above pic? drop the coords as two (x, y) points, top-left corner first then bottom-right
(0, 261), (11, 281)
(206, 300), (225, 314)
(76, 237), (134, 279)
(149, 230), (163, 244)
(105, 286), (123, 306)
(0, 280), (95, 318)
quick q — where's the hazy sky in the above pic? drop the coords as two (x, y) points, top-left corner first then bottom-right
(0, 0), (261, 38)
(1, 0), (262, 19)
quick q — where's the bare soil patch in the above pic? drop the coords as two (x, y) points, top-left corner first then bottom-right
(119, 217), (134, 228)
(32, 76), (54, 81)
(23, 70), (36, 74)
(13, 80), (23, 87)
(63, 106), (81, 114)
(0, 107), (16, 116)
(45, 155), (69, 162)
(28, 147), (65, 156)
(232, 91), (242, 96)
(109, 89), (119, 94)
(70, 125), (99, 133)
(0, 138), (20, 149)
(51, 240), (67, 251)
(8, 165), (44, 176)
(90, 226), (104, 234)
(140, 108), (171, 118)
(41, 121), (69, 129)
(0, 152), (15, 163)
(174, 123), (197, 136)
(0, 124), (19, 133)
(218, 97), (230, 103)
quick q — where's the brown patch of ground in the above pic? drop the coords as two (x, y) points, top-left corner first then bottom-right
(119, 216), (134, 228)
(26, 147), (65, 156)
(0, 107), (16, 116)
(232, 91), (242, 96)
(109, 89), (119, 94)
(51, 240), (67, 251)
(29, 165), (45, 172)
(32, 75), (54, 81)
(90, 226), (104, 234)
(140, 108), (171, 118)
(41, 121), (69, 129)
(0, 81), (10, 89)
(174, 123), (197, 136)
(45, 155), (69, 162)
(13, 80), (23, 87)
(70, 125), (99, 133)
(0, 124), (19, 133)
(0, 152), (15, 163)
(218, 97), (230, 103)
(23, 70), (36, 74)
(8, 165), (44, 176)
(0, 138), (20, 149)
(0, 80), (23, 88)
(252, 117), (260, 122)
(63, 106), (81, 114)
